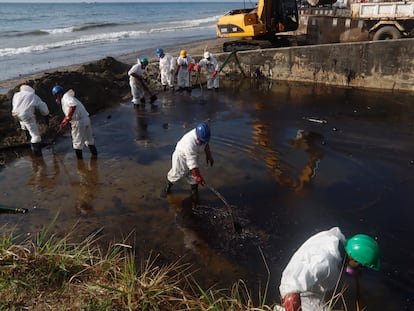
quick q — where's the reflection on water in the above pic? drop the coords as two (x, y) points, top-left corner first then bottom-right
(74, 159), (99, 215)
(1, 79), (414, 310)
(28, 154), (60, 193)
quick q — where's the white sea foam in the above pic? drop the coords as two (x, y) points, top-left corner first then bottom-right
(0, 19), (216, 57)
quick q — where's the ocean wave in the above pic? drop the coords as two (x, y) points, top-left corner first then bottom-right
(0, 22), (122, 38)
(73, 22), (120, 32)
(41, 22), (120, 34)
(0, 17), (216, 57)
(0, 30), (49, 38)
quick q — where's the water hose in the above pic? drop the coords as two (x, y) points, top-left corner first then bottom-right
(0, 204), (28, 214)
(218, 50), (246, 77)
(204, 183), (242, 233)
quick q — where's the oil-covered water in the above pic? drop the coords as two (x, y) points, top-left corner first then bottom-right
(1, 79), (413, 310)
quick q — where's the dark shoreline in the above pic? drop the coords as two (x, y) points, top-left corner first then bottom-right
(0, 37), (229, 94)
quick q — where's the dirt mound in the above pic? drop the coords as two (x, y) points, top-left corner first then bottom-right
(0, 57), (138, 164)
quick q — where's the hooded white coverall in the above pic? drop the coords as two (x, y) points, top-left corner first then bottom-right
(128, 60), (145, 104)
(197, 55), (220, 90)
(61, 89), (95, 150)
(167, 128), (205, 185)
(159, 53), (175, 88)
(11, 85), (49, 143)
(176, 54), (195, 89)
(278, 227), (346, 311)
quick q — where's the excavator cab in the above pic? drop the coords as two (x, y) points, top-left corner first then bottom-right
(216, 0), (298, 39)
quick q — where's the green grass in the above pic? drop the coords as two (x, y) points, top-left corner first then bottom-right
(0, 220), (350, 310)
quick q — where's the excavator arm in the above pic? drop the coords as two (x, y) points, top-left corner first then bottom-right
(216, 0), (299, 51)
(216, 0), (298, 37)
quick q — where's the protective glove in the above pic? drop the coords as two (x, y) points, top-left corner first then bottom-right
(212, 70), (218, 79)
(195, 64), (201, 72)
(282, 293), (301, 311)
(188, 63), (195, 72)
(175, 65), (181, 75)
(170, 69), (175, 75)
(191, 168), (204, 185)
(59, 117), (69, 132)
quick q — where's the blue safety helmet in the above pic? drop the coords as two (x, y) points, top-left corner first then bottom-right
(156, 47), (164, 56)
(196, 122), (211, 143)
(52, 85), (64, 97)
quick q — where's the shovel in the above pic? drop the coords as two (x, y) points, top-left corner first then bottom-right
(204, 183), (242, 234)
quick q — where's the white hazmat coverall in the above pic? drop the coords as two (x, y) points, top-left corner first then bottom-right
(61, 89), (95, 150)
(128, 60), (145, 104)
(278, 227), (346, 311)
(12, 85), (49, 143)
(197, 55), (220, 90)
(167, 128), (205, 185)
(159, 53), (175, 88)
(176, 55), (195, 89)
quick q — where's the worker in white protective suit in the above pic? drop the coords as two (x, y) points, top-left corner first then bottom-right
(52, 85), (98, 160)
(128, 57), (157, 106)
(175, 49), (195, 93)
(160, 122), (214, 201)
(195, 51), (220, 91)
(12, 84), (51, 156)
(156, 47), (175, 91)
(278, 227), (380, 311)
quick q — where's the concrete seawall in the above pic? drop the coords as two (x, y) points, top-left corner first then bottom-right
(216, 38), (414, 92)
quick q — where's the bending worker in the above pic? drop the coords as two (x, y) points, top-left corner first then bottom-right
(156, 47), (175, 91)
(279, 227), (380, 311)
(175, 49), (195, 93)
(128, 57), (157, 106)
(161, 122), (214, 201)
(195, 51), (220, 91)
(11, 84), (51, 156)
(52, 85), (98, 160)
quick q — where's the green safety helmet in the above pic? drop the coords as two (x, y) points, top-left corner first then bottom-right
(345, 234), (380, 271)
(140, 58), (148, 66)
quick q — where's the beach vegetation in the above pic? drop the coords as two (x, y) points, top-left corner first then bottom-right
(0, 220), (349, 310)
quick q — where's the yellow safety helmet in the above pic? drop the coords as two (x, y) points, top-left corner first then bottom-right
(180, 49), (187, 57)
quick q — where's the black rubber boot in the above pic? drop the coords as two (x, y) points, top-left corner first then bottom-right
(88, 145), (98, 159)
(31, 143), (42, 157)
(150, 94), (157, 105)
(74, 149), (83, 160)
(190, 184), (199, 203)
(160, 180), (173, 198)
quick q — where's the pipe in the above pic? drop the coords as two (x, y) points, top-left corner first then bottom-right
(0, 205), (28, 214)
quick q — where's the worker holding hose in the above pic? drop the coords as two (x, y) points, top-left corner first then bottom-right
(278, 227), (380, 311)
(160, 122), (214, 201)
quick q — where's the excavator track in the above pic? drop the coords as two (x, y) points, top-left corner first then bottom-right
(222, 37), (293, 52)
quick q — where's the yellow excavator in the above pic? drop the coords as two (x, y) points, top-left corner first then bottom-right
(216, 0), (299, 51)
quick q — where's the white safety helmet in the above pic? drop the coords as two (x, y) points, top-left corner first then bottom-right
(20, 84), (34, 93)
(204, 51), (211, 59)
